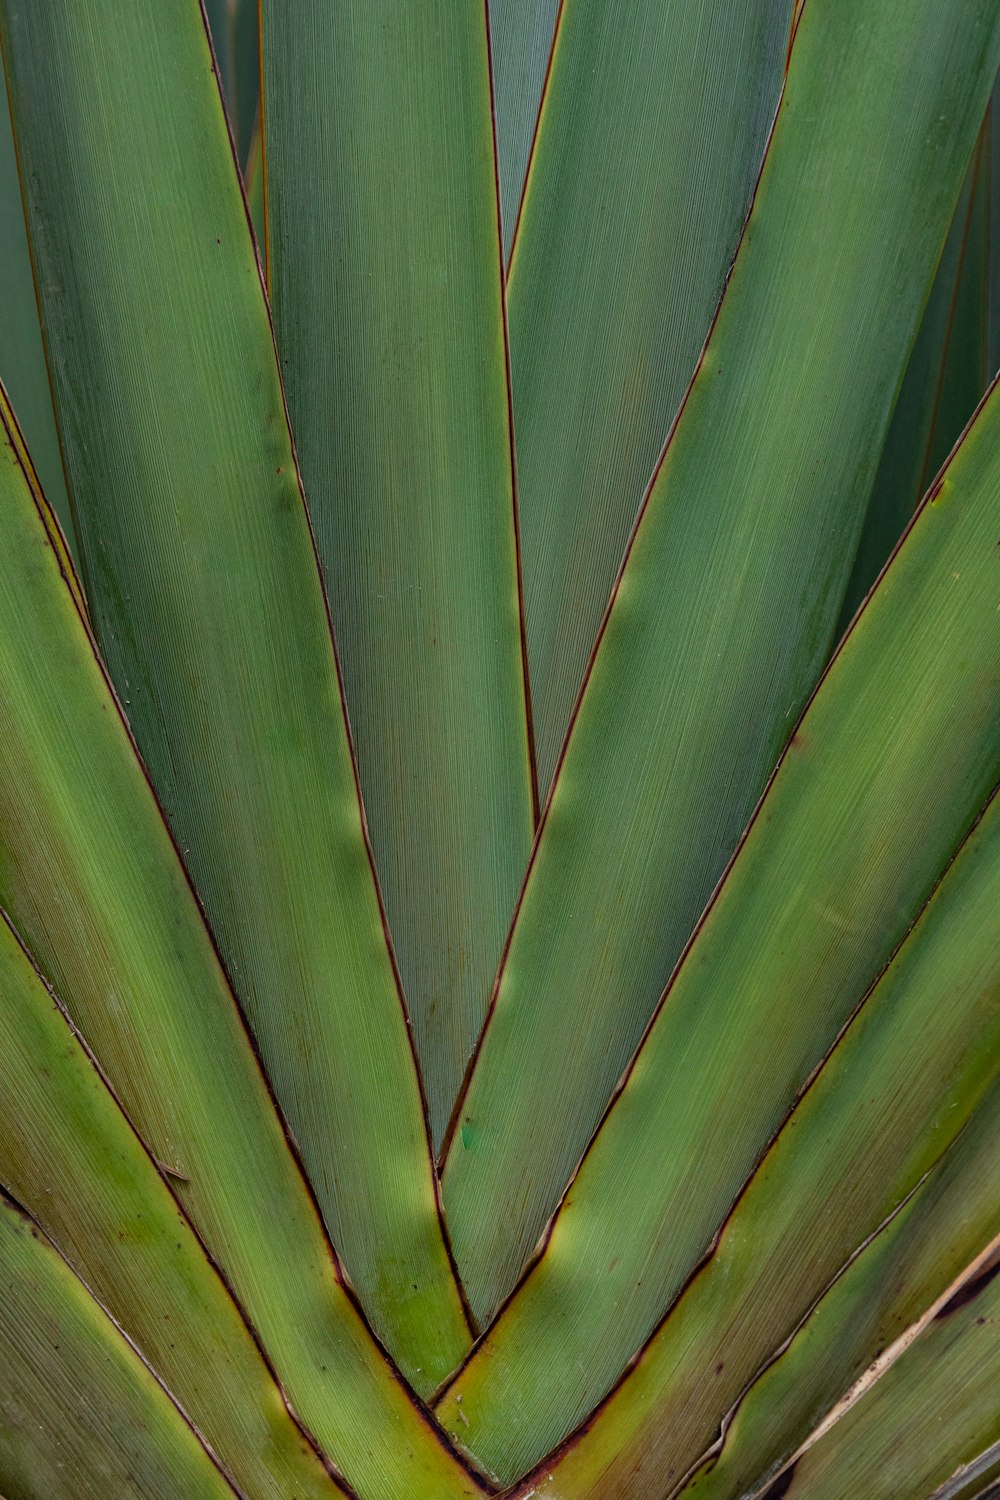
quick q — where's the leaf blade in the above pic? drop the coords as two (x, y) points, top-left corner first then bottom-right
(442, 0), (1000, 1326)
(838, 120), (992, 628)
(0, 910), (350, 1500)
(675, 1094), (1000, 1500)
(0, 0), (469, 1385)
(438, 357), (1000, 1477)
(488, 0), (562, 261)
(508, 0), (792, 791)
(0, 1193), (242, 1500)
(759, 1250), (1000, 1500)
(0, 394), (484, 1500)
(482, 779), (1000, 1491)
(0, 80), (73, 554)
(261, 0), (536, 1144)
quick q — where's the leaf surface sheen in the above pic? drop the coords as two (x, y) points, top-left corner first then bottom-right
(0, 0), (469, 1388)
(442, 0), (1000, 1331)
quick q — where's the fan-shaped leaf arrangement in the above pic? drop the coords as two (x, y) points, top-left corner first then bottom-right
(0, 2), (998, 1497)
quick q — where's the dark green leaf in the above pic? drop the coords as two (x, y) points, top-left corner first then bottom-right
(261, 0), (536, 1144)
(839, 120), (992, 627)
(508, 0), (792, 791)
(488, 0), (561, 261)
(0, 81), (73, 553)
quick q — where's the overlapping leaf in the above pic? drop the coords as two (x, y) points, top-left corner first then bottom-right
(0, 905), (349, 1500)
(0, 1193), (242, 1500)
(0, 389), (483, 1500)
(437, 353), (1000, 1477)
(839, 120), (992, 626)
(480, 779), (1000, 1491)
(508, 0), (792, 791)
(442, 0), (1000, 1331)
(0, 86), (71, 550)
(0, 0), (469, 1386)
(488, 0), (562, 261)
(261, 0), (535, 1144)
(753, 1250), (1000, 1500)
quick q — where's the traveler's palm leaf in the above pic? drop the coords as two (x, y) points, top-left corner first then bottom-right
(0, 2), (997, 1498)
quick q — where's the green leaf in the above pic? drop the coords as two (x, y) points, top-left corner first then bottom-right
(441, 0), (1000, 1325)
(0, 80), (73, 555)
(1, 381), (87, 624)
(261, 1), (536, 1144)
(488, 0), (561, 261)
(437, 357), (1000, 1477)
(244, 120), (265, 263)
(469, 779), (1000, 1489)
(675, 1087), (1000, 1500)
(0, 395), (484, 1500)
(753, 1251), (1000, 1500)
(989, 86), (1000, 374)
(0, 1193), (241, 1500)
(0, 911), (349, 1500)
(203, 0), (259, 168)
(0, 0), (470, 1384)
(838, 119), (992, 628)
(508, 0), (792, 792)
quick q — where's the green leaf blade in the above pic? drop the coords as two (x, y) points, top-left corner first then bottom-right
(838, 122), (992, 628)
(438, 358), (1000, 1478)
(442, 0), (1000, 1328)
(0, 1194), (241, 1500)
(0, 0), (468, 1385)
(509, 0), (792, 792)
(483, 780), (1000, 1491)
(0, 396), (483, 1500)
(676, 1092), (1000, 1500)
(488, 0), (561, 261)
(261, 0), (536, 1145)
(0, 911), (349, 1500)
(0, 84), (73, 555)
(204, 0), (260, 168)
(758, 1251), (1000, 1500)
